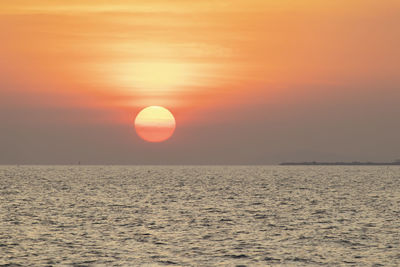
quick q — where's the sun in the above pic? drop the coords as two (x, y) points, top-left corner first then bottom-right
(134, 106), (176, 143)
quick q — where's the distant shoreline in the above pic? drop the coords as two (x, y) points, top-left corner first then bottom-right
(280, 161), (400, 166)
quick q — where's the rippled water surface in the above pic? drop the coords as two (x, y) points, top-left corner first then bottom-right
(0, 166), (399, 266)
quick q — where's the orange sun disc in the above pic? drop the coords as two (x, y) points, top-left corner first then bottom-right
(134, 106), (176, 143)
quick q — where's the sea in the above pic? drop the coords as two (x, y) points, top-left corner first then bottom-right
(0, 165), (399, 266)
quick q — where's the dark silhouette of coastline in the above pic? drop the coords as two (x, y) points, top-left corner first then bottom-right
(280, 160), (400, 166)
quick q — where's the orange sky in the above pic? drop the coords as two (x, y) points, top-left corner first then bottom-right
(1, 0), (399, 164)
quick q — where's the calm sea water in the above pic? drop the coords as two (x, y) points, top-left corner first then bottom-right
(0, 166), (399, 266)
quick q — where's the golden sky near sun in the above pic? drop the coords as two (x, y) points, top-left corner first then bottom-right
(1, 0), (399, 121)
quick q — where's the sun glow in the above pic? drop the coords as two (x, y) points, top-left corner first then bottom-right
(108, 61), (195, 94)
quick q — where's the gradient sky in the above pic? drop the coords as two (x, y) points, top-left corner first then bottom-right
(1, 0), (399, 164)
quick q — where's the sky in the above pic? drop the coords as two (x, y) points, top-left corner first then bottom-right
(1, 0), (399, 164)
